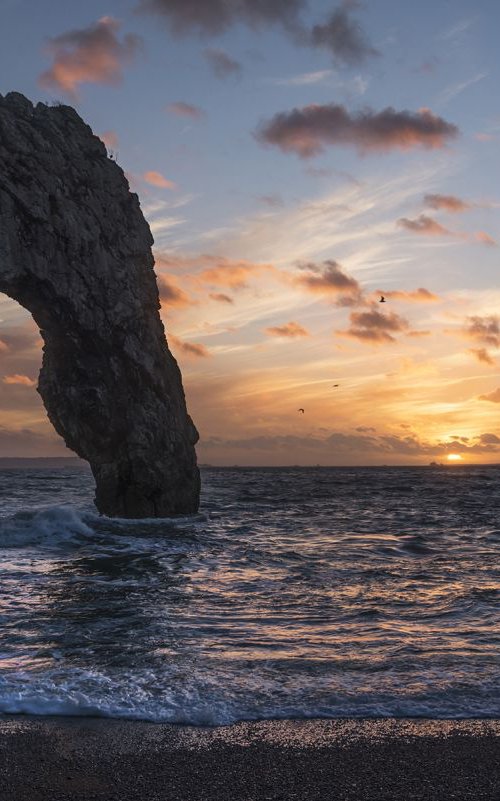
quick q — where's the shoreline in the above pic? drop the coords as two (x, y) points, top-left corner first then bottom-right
(1, 716), (499, 800)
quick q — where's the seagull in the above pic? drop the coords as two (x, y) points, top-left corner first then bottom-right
(379, 295), (386, 303)
(298, 408), (305, 414)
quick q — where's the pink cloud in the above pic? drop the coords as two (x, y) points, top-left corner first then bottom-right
(256, 104), (458, 158)
(397, 214), (453, 237)
(424, 193), (471, 213)
(143, 171), (177, 189)
(100, 130), (119, 149)
(39, 17), (141, 100)
(474, 231), (497, 247)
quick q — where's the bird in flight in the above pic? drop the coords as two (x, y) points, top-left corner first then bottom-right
(298, 408), (305, 414)
(379, 295), (386, 303)
(332, 384), (339, 388)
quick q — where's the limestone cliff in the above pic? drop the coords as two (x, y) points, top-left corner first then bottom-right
(0, 92), (200, 517)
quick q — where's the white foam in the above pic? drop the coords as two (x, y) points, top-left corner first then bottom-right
(0, 506), (95, 548)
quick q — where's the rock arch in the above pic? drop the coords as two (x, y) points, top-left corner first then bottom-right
(0, 92), (200, 517)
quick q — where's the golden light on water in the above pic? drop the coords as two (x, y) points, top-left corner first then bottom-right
(447, 454), (463, 462)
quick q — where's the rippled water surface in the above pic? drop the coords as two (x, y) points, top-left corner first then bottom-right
(0, 464), (499, 723)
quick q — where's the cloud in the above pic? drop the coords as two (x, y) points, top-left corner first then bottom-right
(474, 231), (497, 247)
(296, 260), (361, 305)
(137, 0), (304, 36)
(100, 130), (119, 149)
(256, 104), (458, 158)
(166, 101), (205, 119)
(157, 275), (194, 308)
(143, 171), (177, 189)
(397, 214), (453, 237)
(155, 253), (274, 289)
(209, 293), (234, 304)
(398, 215), (496, 246)
(39, 17), (141, 100)
(2, 374), (36, 387)
(464, 316), (500, 348)
(424, 193), (470, 213)
(338, 308), (409, 344)
(200, 428), (500, 463)
(258, 194), (284, 208)
(271, 70), (334, 87)
(0, 339), (8, 353)
(200, 258), (271, 288)
(469, 348), (495, 366)
(0, 425), (69, 458)
(479, 433), (500, 444)
(309, 3), (379, 66)
(169, 334), (210, 359)
(478, 388), (500, 403)
(264, 321), (309, 338)
(203, 48), (241, 79)
(377, 287), (439, 302)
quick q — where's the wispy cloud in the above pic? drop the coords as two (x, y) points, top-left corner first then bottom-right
(438, 72), (487, 105)
(204, 48), (241, 79)
(166, 101), (205, 119)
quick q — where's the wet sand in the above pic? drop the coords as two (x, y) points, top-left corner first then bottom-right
(1, 716), (499, 800)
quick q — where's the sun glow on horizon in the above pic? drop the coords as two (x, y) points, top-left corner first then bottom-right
(447, 453), (463, 462)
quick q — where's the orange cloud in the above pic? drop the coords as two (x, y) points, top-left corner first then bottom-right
(474, 231), (497, 247)
(256, 104), (458, 158)
(377, 287), (439, 302)
(296, 260), (361, 305)
(479, 388), (500, 403)
(264, 321), (310, 338)
(143, 171), (176, 189)
(0, 339), (8, 353)
(157, 275), (194, 308)
(156, 254), (274, 289)
(338, 308), (409, 344)
(169, 335), (210, 359)
(39, 17), (141, 100)
(469, 348), (496, 366)
(424, 193), (471, 213)
(397, 214), (452, 237)
(2, 374), (36, 387)
(100, 130), (119, 149)
(464, 316), (500, 348)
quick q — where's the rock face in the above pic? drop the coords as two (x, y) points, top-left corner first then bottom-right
(0, 92), (200, 517)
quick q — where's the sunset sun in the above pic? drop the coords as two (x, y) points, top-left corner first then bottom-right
(447, 454), (463, 462)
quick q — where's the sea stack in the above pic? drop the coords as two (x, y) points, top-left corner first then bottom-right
(0, 92), (200, 517)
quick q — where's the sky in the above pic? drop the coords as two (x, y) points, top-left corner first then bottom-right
(1, 0), (500, 466)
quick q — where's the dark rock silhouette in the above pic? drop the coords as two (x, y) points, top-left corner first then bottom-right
(0, 92), (200, 517)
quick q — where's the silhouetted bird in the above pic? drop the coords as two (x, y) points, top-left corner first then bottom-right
(332, 384), (339, 388)
(379, 295), (386, 303)
(298, 408), (305, 414)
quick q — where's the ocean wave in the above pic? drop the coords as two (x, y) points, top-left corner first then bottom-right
(0, 506), (95, 548)
(1, 666), (500, 725)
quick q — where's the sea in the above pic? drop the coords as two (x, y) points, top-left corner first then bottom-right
(0, 462), (499, 725)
